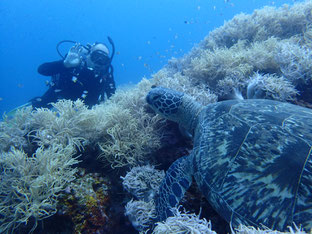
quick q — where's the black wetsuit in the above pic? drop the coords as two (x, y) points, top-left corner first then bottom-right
(31, 60), (116, 108)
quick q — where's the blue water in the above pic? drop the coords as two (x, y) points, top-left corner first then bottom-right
(0, 0), (298, 116)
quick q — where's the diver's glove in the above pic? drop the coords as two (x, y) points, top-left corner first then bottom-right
(63, 44), (84, 68)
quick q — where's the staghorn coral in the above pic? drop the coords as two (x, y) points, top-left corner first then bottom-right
(0, 144), (79, 233)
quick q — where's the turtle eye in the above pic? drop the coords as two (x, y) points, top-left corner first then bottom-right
(152, 95), (160, 101)
(146, 93), (160, 105)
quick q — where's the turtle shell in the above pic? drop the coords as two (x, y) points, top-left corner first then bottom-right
(192, 99), (312, 231)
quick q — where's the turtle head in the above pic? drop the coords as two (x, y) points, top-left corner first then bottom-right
(146, 87), (202, 133)
(146, 87), (184, 119)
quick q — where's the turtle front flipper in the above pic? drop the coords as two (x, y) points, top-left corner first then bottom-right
(156, 155), (193, 221)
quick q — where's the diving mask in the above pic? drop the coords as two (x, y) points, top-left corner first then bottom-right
(90, 50), (110, 66)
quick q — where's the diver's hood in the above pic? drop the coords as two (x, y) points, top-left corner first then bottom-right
(56, 36), (115, 63)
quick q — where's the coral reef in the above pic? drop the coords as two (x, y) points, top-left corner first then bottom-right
(95, 80), (163, 168)
(233, 223), (308, 234)
(29, 99), (92, 149)
(152, 69), (218, 105)
(57, 169), (112, 233)
(124, 199), (157, 232)
(168, 36), (309, 103)
(122, 165), (164, 231)
(0, 144), (79, 232)
(147, 2), (312, 233)
(275, 41), (312, 85)
(0, 106), (33, 151)
(152, 206), (309, 234)
(1, 0), (312, 233)
(203, 2), (312, 49)
(121, 165), (165, 200)
(163, 1), (312, 106)
(152, 206), (217, 234)
(0, 88), (164, 232)
(247, 72), (298, 101)
(0, 99), (97, 152)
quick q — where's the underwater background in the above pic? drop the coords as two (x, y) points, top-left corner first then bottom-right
(0, 0), (297, 116)
(1, 0), (312, 233)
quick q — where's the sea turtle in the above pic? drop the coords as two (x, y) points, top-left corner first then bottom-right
(146, 87), (312, 231)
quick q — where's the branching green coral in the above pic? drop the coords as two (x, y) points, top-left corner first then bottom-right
(0, 144), (79, 232)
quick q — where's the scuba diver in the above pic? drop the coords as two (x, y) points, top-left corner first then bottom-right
(30, 37), (116, 108)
